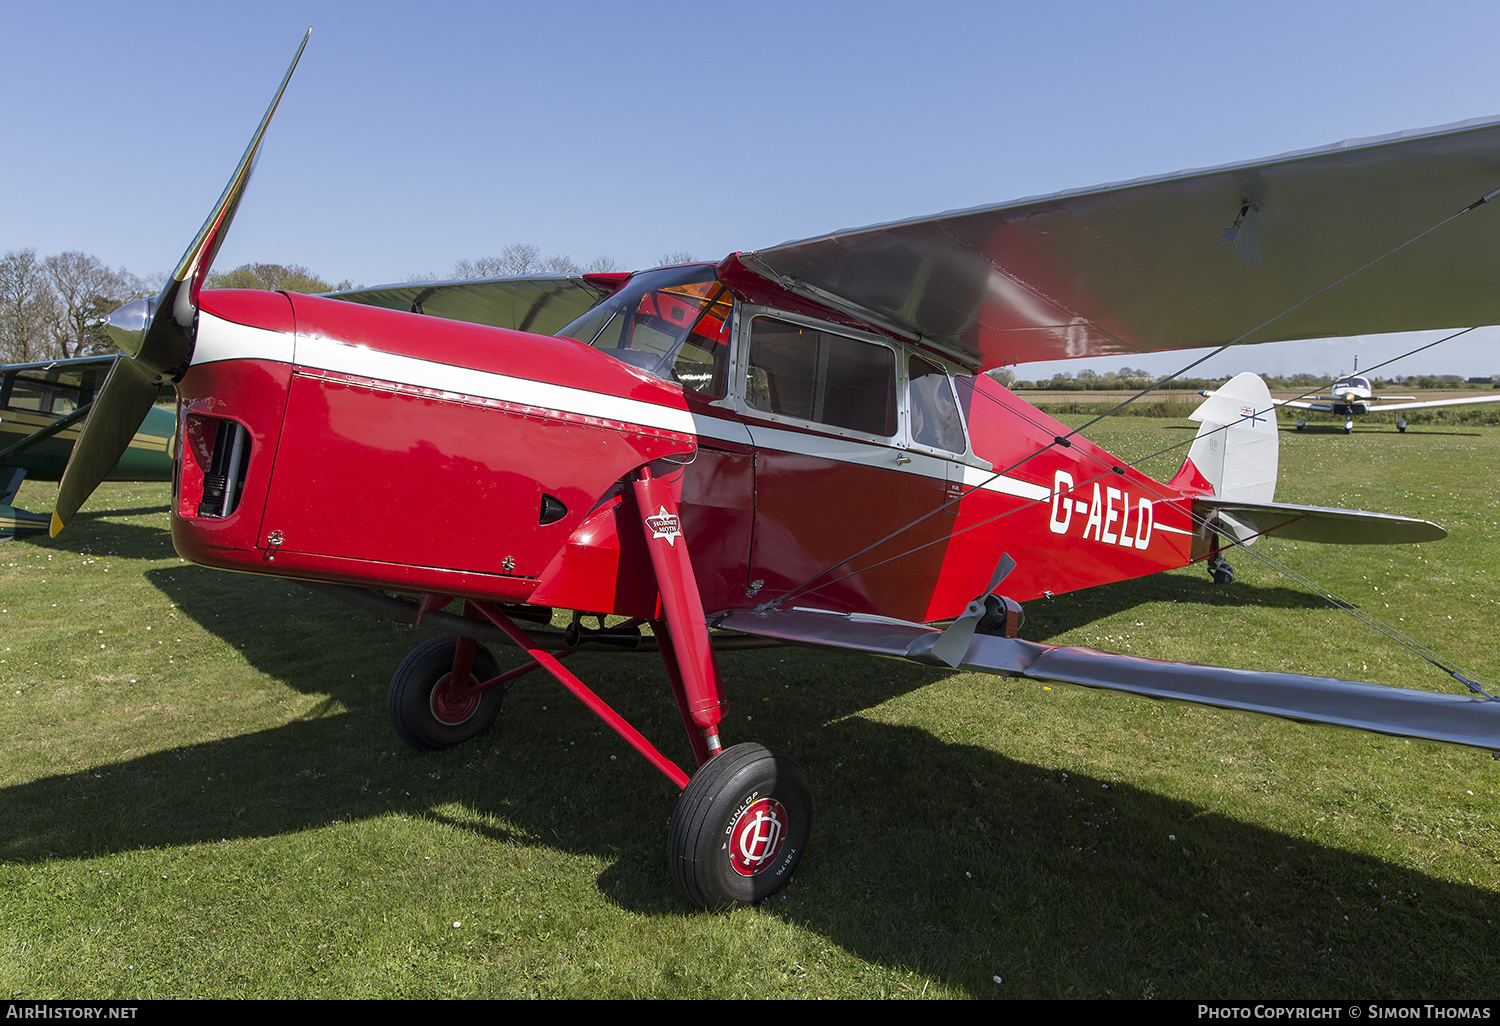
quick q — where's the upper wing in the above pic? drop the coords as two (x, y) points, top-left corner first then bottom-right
(1370, 394), (1500, 413)
(741, 117), (1500, 372)
(323, 274), (625, 336)
(713, 607), (1500, 752)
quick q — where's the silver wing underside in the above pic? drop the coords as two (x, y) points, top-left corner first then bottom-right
(743, 117), (1500, 372)
(715, 608), (1500, 753)
(323, 275), (617, 336)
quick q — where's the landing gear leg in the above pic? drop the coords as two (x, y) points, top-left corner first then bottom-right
(632, 466), (810, 908)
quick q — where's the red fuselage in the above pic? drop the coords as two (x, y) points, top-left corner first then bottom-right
(172, 266), (1200, 624)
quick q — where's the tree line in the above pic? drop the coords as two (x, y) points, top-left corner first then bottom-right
(0, 249), (158, 363)
(0, 250), (349, 364)
(1, 242), (702, 365)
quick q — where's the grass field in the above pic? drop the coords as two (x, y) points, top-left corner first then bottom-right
(2, 416), (1498, 999)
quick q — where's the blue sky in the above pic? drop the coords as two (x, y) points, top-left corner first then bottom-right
(4, 0), (1499, 378)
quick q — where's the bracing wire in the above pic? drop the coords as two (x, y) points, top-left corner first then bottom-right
(752, 190), (1500, 694)
(763, 325), (1484, 613)
(765, 186), (1500, 612)
(774, 372), (1496, 695)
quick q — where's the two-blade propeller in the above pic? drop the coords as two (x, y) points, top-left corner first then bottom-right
(51, 29), (311, 536)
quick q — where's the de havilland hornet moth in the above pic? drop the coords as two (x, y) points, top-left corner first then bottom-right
(49, 34), (1500, 908)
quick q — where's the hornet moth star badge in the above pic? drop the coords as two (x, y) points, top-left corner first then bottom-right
(646, 505), (683, 546)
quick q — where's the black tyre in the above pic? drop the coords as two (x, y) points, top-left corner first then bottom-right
(388, 636), (502, 752)
(668, 743), (811, 910)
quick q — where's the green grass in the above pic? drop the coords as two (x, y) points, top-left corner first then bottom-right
(2, 420), (1498, 998)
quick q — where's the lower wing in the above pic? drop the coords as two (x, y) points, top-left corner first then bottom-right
(713, 608), (1499, 752)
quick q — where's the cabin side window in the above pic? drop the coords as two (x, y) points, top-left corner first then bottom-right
(4, 380), (43, 411)
(745, 317), (896, 437)
(3, 380), (77, 414)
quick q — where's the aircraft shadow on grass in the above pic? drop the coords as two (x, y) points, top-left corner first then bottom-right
(4, 563), (1495, 995)
(14, 502), (173, 560)
(3, 670), (1495, 997)
(1023, 574), (1331, 641)
(145, 553), (1336, 701)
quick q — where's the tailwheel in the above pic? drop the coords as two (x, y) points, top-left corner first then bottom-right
(668, 743), (812, 910)
(388, 636), (502, 751)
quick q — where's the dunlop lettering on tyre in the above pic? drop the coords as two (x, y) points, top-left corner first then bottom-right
(667, 743), (812, 910)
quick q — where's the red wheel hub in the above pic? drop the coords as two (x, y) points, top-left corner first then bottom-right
(429, 673), (480, 725)
(728, 797), (787, 877)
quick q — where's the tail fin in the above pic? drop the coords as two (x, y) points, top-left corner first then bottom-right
(1171, 372), (1279, 545)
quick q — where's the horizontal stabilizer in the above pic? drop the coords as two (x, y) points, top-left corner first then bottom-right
(1193, 496), (1446, 545)
(715, 608), (1500, 752)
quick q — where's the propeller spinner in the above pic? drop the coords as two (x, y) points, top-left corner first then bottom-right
(51, 29), (311, 536)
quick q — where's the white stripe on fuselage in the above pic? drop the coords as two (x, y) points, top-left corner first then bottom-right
(195, 311), (704, 438)
(193, 311), (296, 365)
(193, 311), (1055, 502)
(295, 334), (709, 440)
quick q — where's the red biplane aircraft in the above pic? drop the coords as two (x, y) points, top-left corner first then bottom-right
(50, 34), (1500, 908)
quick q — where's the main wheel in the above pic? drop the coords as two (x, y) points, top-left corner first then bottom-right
(388, 636), (502, 752)
(1295, 418), (1306, 431)
(1344, 420), (1354, 433)
(1397, 419), (1408, 433)
(668, 743), (812, 910)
